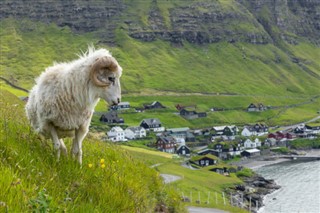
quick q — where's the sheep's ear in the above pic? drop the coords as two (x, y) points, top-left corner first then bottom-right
(90, 56), (118, 87)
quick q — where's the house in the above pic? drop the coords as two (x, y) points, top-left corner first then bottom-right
(211, 143), (242, 159)
(176, 145), (191, 156)
(268, 131), (286, 140)
(124, 126), (146, 140)
(191, 154), (219, 167)
(268, 131), (296, 141)
(264, 138), (277, 147)
(107, 126), (126, 142)
(305, 125), (320, 134)
(179, 109), (197, 119)
(293, 125), (316, 138)
(241, 124), (269, 137)
(110, 102), (130, 110)
(197, 149), (219, 156)
(293, 125), (306, 134)
(140, 118), (165, 132)
(166, 127), (190, 139)
(244, 138), (261, 149)
(247, 103), (267, 112)
(186, 132), (196, 142)
(100, 111), (124, 124)
(156, 136), (176, 153)
(144, 101), (165, 110)
(254, 138), (262, 147)
(179, 109), (207, 119)
(241, 149), (261, 158)
(212, 125), (238, 136)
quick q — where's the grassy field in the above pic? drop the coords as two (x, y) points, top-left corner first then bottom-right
(124, 146), (248, 213)
(91, 94), (320, 130)
(0, 90), (185, 212)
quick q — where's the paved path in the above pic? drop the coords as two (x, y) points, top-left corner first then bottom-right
(280, 115), (320, 131)
(188, 206), (229, 213)
(160, 174), (182, 184)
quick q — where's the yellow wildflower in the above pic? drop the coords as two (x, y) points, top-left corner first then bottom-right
(88, 163), (93, 168)
(101, 164), (106, 169)
(100, 159), (105, 164)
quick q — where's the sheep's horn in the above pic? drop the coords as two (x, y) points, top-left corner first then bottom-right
(90, 56), (118, 87)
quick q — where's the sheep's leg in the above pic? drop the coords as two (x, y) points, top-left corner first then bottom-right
(49, 125), (61, 161)
(59, 139), (68, 156)
(72, 124), (89, 165)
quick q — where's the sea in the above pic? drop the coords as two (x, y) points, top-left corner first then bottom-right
(256, 160), (320, 213)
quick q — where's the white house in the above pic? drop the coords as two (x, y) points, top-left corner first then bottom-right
(241, 124), (269, 137)
(241, 127), (254, 137)
(254, 138), (262, 147)
(244, 139), (255, 149)
(107, 126), (126, 142)
(110, 102), (130, 110)
(244, 138), (261, 149)
(124, 126), (146, 140)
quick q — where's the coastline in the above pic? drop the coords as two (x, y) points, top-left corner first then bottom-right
(230, 149), (320, 212)
(232, 149), (320, 170)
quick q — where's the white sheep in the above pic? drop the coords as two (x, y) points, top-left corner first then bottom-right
(25, 47), (122, 164)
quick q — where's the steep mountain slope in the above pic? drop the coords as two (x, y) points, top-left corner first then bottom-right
(0, 0), (319, 96)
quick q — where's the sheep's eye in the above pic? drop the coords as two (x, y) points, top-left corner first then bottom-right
(108, 77), (115, 84)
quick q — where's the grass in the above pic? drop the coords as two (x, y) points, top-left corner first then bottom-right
(289, 138), (320, 149)
(0, 89), (249, 212)
(121, 145), (248, 212)
(0, 89), (185, 212)
(90, 94), (320, 130)
(155, 162), (248, 212)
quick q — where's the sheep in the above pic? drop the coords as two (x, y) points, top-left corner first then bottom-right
(25, 47), (122, 164)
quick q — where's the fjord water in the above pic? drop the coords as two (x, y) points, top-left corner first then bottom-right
(256, 160), (320, 213)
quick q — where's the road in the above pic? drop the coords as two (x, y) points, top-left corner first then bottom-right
(187, 207), (229, 213)
(160, 174), (182, 184)
(280, 115), (320, 131)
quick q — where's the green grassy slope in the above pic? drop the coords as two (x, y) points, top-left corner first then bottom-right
(0, 89), (185, 212)
(125, 146), (248, 213)
(92, 94), (320, 129)
(1, 18), (319, 96)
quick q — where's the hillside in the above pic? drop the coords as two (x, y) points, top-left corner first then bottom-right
(0, 0), (319, 96)
(0, 89), (185, 212)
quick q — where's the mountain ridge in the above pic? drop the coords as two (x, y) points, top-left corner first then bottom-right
(0, 0), (319, 96)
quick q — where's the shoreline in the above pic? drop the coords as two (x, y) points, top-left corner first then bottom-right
(255, 158), (320, 213)
(232, 149), (320, 170)
(231, 149), (320, 212)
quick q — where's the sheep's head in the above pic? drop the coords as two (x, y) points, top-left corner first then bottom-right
(90, 56), (122, 106)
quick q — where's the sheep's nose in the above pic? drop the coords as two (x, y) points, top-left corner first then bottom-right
(117, 98), (120, 104)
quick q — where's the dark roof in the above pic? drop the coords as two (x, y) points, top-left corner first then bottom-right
(191, 154), (219, 161)
(157, 136), (176, 143)
(177, 145), (190, 151)
(141, 118), (161, 125)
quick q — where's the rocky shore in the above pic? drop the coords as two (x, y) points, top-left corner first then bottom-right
(229, 174), (281, 213)
(228, 149), (320, 212)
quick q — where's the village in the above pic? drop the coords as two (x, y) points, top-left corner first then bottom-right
(97, 100), (320, 170)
